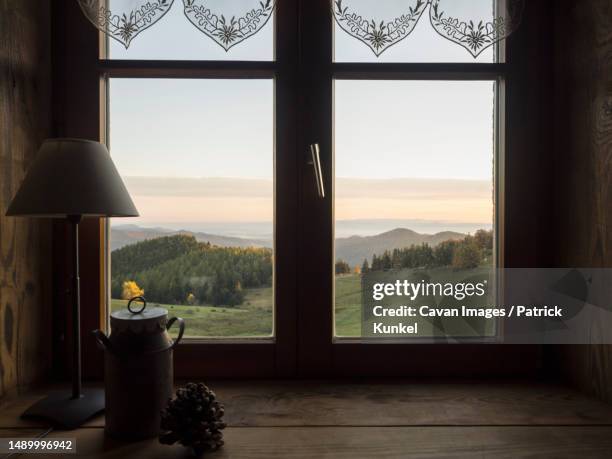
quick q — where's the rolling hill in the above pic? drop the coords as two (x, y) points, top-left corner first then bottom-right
(112, 224), (466, 267)
(111, 234), (272, 306)
(110, 225), (271, 251)
(335, 228), (466, 266)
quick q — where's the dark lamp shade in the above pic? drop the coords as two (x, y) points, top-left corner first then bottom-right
(6, 139), (139, 218)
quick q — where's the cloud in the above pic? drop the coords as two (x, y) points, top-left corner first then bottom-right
(121, 176), (492, 224)
(335, 177), (491, 200)
(123, 176), (272, 198)
(124, 176), (490, 199)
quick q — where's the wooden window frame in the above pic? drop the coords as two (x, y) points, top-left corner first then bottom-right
(294, 0), (539, 378)
(99, 2), (301, 379)
(52, 0), (299, 380)
(53, 0), (549, 381)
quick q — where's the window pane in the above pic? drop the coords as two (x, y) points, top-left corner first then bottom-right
(333, 0), (500, 63)
(334, 80), (496, 338)
(108, 78), (274, 338)
(106, 0), (274, 61)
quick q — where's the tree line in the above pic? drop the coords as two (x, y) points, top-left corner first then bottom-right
(335, 229), (493, 275)
(111, 235), (272, 307)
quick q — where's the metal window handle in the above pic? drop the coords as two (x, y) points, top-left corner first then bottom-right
(308, 143), (325, 199)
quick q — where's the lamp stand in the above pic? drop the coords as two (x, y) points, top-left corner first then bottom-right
(21, 215), (104, 429)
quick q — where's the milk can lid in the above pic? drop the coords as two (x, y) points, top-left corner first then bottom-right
(111, 306), (167, 321)
(110, 297), (168, 333)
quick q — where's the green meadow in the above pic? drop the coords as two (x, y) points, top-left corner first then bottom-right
(111, 287), (273, 338)
(111, 266), (495, 339)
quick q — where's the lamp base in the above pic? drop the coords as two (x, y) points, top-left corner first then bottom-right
(21, 389), (104, 430)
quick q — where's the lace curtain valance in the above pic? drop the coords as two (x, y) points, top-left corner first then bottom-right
(78, 0), (523, 58)
(78, 0), (276, 50)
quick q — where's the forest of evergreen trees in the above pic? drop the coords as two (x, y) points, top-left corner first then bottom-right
(112, 229), (492, 307)
(352, 229), (494, 274)
(111, 235), (272, 307)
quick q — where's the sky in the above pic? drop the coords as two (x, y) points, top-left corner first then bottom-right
(108, 0), (498, 236)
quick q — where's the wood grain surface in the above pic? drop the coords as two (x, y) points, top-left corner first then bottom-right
(2, 383), (612, 457)
(2, 382), (612, 429)
(215, 381), (612, 427)
(552, 0), (612, 403)
(3, 425), (612, 458)
(0, 0), (53, 400)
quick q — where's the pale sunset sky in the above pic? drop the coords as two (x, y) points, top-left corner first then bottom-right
(108, 0), (497, 237)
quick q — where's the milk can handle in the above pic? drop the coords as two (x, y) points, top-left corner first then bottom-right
(166, 317), (185, 350)
(93, 329), (117, 355)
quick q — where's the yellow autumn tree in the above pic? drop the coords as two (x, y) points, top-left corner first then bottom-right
(122, 280), (144, 300)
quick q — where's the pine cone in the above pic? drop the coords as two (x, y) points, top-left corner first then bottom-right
(160, 382), (226, 455)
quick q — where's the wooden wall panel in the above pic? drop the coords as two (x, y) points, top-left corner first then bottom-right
(552, 0), (612, 402)
(0, 0), (52, 399)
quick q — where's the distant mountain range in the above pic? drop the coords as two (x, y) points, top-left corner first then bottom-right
(111, 225), (466, 266)
(110, 225), (271, 252)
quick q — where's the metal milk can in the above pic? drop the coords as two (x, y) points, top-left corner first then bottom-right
(93, 297), (185, 439)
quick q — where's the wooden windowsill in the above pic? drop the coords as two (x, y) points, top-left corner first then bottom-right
(1, 381), (612, 457)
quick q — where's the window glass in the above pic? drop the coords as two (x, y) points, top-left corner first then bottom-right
(334, 80), (496, 338)
(109, 78), (274, 338)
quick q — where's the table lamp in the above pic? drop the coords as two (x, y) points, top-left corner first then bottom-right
(6, 138), (139, 429)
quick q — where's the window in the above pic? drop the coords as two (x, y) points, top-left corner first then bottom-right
(100, 3), (298, 377)
(89, 0), (510, 377)
(296, 0), (505, 372)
